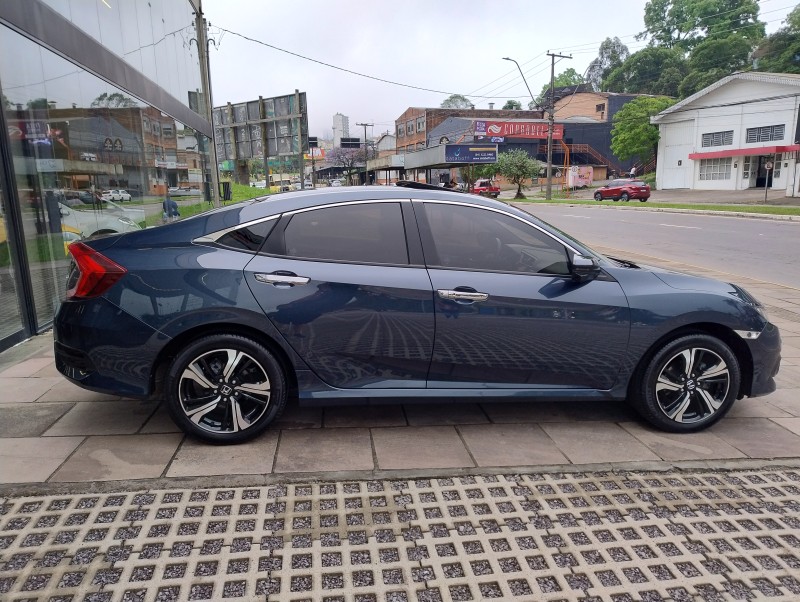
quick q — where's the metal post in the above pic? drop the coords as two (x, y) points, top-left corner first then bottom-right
(356, 122), (373, 185)
(194, 14), (220, 207)
(546, 52), (572, 200)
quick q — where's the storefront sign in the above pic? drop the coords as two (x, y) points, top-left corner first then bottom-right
(474, 120), (563, 140)
(444, 144), (497, 163)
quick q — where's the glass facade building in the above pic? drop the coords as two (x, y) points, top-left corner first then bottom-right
(0, 0), (213, 351)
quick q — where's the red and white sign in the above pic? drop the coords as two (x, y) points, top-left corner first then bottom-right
(474, 120), (563, 140)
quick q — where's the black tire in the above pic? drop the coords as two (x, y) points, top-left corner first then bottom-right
(621, 192), (630, 202)
(612, 197), (620, 202)
(640, 198), (648, 202)
(632, 334), (740, 432)
(166, 334), (287, 444)
(594, 192), (603, 201)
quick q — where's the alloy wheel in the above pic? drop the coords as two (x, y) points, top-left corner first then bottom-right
(178, 348), (271, 434)
(655, 347), (730, 424)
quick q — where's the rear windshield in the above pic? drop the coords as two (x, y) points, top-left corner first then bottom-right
(630, 180), (647, 186)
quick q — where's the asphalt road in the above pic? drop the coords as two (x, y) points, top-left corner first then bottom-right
(519, 204), (800, 289)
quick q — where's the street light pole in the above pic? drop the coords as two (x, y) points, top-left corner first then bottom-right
(502, 57), (535, 108)
(356, 122), (373, 185)
(545, 52), (571, 200)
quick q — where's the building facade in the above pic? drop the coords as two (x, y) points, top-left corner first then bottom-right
(0, 0), (214, 352)
(652, 72), (800, 194)
(332, 112), (349, 147)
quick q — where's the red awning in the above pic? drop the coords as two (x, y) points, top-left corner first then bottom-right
(688, 145), (799, 160)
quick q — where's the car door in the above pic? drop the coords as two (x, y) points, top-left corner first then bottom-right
(245, 200), (435, 389)
(605, 180), (623, 199)
(416, 200), (630, 390)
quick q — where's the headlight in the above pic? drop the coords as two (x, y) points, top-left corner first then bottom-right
(730, 284), (768, 320)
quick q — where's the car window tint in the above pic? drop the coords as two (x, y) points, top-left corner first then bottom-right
(217, 220), (275, 252)
(423, 203), (570, 275)
(631, 180), (646, 186)
(283, 202), (408, 264)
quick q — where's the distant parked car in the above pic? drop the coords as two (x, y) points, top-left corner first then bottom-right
(168, 186), (200, 196)
(101, 189), (132, 202)
(58, 203), (141, 238)
(594, 179), (651, 202)
(330, 179), (342, 187)
(473, 179), (500, 198)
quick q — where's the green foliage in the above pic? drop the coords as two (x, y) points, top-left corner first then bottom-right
(440, 94), (473, 109)
(495, 149), (541, 199)
(26, 98), (49, 109)
(753, 6), (800, 74)
(604, 47), (688, 96)
(502, 99), (522, 110)
(91, 92), (138, 108)
(539, 68), (585, 100)
(639, 0), (764, 51)
(610, 96), (676, 163)
(586, 37), (630, 91)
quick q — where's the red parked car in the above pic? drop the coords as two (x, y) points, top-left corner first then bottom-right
(473, 179), (500, 198)
(594, 179), (650, 202)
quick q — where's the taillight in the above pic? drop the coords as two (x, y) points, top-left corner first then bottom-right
(66, 242), (127, 299)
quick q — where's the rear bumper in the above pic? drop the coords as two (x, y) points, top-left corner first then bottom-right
(54, 297), (167, 397)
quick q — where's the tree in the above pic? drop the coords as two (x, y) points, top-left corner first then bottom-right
(440, 94), (473, 109)
(91, 92), (138, 108)
(678, 34), (752, 96)
(26, 98), (49, 109)
(496, 149), (541, 199)
(610, 96), (676, 164)
(586, 37), (630, 91)
(502, 99), (522, 110)
(539, 68), (585, 101)
(458, 163), (496, 192)
(753, 5), (800, 74)
(604, 47), (688, 96)
(1, 93), (11, 109)
(638, 0), (764, 51)
(327, 147), (365, 184)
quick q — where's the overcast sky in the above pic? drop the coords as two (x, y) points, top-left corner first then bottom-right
(203, 0), (795, 139)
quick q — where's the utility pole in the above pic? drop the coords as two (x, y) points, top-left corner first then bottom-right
(194, 12), (220, 207)
(356, 122), (373, 185)
(546, 52), (571, 200)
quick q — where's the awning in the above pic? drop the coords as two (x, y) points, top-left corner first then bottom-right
(688, 145), (799, 160)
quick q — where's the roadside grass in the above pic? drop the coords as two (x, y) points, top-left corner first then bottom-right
(142, 182), (270, 227)
(513, 196), (800, 216)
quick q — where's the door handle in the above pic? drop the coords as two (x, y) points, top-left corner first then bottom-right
(437, 289), (489, 302)
(254, 272), (310, 287)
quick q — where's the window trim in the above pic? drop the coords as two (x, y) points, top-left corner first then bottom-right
(701, 130), (733, 147)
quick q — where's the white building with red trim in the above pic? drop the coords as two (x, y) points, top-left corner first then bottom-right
(651, 72), (800, 196)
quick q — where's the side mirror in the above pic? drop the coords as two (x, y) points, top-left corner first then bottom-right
(571, 254), (600, 283)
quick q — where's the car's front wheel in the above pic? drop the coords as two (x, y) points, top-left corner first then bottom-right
(166, 334), (287, 444)
(632, 334), (740, 432)
(621, 192), (630, 201)
(594, 192), (603, 201)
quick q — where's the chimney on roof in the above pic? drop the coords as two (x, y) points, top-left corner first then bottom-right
(488, 103), (494, 110)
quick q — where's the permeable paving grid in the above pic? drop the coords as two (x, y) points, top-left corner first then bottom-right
(1, 469), (800, 601)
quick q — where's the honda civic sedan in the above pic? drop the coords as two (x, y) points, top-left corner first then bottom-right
(54, 182), (780, 443)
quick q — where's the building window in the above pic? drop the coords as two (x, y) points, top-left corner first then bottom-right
(699, 157), (732, 180)
(701, 130), (733, 147)
(774, 153), (782, 179)
(142, 117), (150, 133)
(742, 156), (751, 179)
(595, 103), (605, 112)
(746, 125), (785, 143)
(406, 121), (414, 135)
(162, 125), (174, 138)
(396, 124), (404, 138)
(416, 117), (425, 132)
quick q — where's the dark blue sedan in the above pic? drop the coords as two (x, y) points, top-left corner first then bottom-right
(54, 183), (781, 443)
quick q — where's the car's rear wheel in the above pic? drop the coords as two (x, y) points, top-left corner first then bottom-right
(594, 192), (603, 201)
(166, 334), (287, 444)
(632, 334), (740, 432)
(621, 192), (630, 202)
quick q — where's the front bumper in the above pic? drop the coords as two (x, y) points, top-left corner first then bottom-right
(745, 321), (781, 398)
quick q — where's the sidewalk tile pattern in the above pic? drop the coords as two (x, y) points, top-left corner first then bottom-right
(1, 469), (800, 600)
